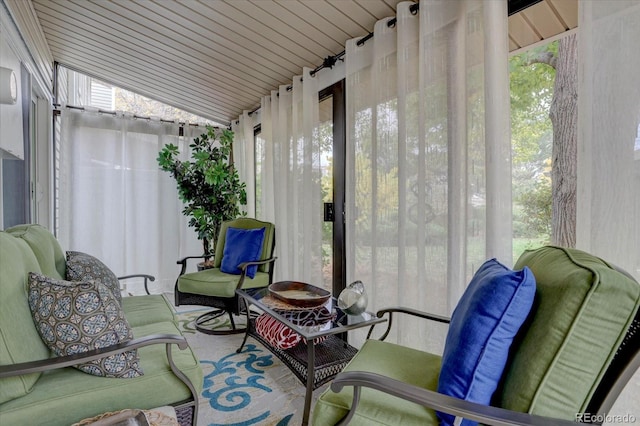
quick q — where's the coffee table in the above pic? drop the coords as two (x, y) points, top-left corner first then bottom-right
(236, 286), (386, 425)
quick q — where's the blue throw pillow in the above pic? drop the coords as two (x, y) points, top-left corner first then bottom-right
(220, 227), (266, 279)
(437, 258), (536, 426)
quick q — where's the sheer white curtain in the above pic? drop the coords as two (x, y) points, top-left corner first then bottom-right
(232, 111), (257, 218)
(577, 3), (640, 417)
(257, 68), (323, 283)
(58, 108), (200, 294)
(577, 0), (640, 281)
(345, 0), (511, 350)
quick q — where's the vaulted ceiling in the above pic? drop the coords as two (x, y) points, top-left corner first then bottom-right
(25, 0), (576, 125)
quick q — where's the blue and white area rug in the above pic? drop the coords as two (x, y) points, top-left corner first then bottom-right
(175, 308), (328, 426)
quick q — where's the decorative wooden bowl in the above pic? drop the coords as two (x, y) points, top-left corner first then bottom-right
(268, 281), (331, 308)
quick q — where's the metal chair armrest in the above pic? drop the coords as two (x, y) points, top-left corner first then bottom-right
(118, 274), (156, 295)
(331, 371), (584, 426)
(0, 334), (188, 378)
(237, 256), (277, 270)
(368, 307), (450, 340)
(235, 257), (278, 290)
(176, 255), (209, 276)
(176, 255), (209, 264)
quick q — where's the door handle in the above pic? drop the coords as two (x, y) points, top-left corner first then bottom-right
(324, 202), (335, 222)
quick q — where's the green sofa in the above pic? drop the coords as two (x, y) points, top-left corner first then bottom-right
(312, 246), (640, 425)
(0, 224), (203, 425)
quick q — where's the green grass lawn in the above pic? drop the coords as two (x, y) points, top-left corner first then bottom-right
(513, 237), (548, 263)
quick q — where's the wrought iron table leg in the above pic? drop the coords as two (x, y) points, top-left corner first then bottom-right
(236, 298), (250, 353)
(302, 339), (316, 426)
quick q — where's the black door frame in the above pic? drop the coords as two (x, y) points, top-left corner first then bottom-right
(320, 80), (346, 296)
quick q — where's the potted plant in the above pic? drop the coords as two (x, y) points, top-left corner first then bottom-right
(157, 125), (247, 265)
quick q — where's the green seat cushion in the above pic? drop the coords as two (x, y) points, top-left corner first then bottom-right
(0, 232), (51, 404)
(498, 246), (640, 419)
(312, 339), (441, 426)
(0, 321), (203, 426)
(122, 294), (177, 327)
(178, 268), (270, 298)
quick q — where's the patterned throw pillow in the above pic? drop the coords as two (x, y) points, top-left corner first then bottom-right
(28, 272), (143, 378)
(66, 251), (122, 305)
(255, 314), (329, 349)
(255, 314), (302, 349)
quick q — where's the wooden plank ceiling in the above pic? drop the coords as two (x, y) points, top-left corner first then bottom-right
(28, 0), (576, 125)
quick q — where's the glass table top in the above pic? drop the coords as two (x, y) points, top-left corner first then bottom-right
(237, 286), (385, 340)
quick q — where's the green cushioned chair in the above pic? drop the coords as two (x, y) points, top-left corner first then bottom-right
(175, 218), (276, 335)
(312, 246), (640, 425)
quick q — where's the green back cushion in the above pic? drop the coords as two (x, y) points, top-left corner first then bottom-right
(6, 224), (66, 280)
(0, 232), (51, 403)
(498, 246), (639, 419)
(121, 295), (177, 327)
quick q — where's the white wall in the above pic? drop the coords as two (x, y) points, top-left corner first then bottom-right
(0, 0), (53, 229)
(0, 26), (24, 160)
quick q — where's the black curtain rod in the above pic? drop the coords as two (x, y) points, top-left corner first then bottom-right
(244, 2), (421, 120)
(317, 2), (420, 69)
(304, 0), (520, 80)
(53, 103), (207, 127)
(301, 0), (521, 81)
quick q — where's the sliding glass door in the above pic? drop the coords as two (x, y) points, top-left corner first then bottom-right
(254, 80), (346, 295)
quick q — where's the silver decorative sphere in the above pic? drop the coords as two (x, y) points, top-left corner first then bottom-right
(338, 280), (368, 315)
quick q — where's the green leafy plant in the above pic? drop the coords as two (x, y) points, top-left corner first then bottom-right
(158, 126), (247, 257)
(517, 177), (552, 239)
